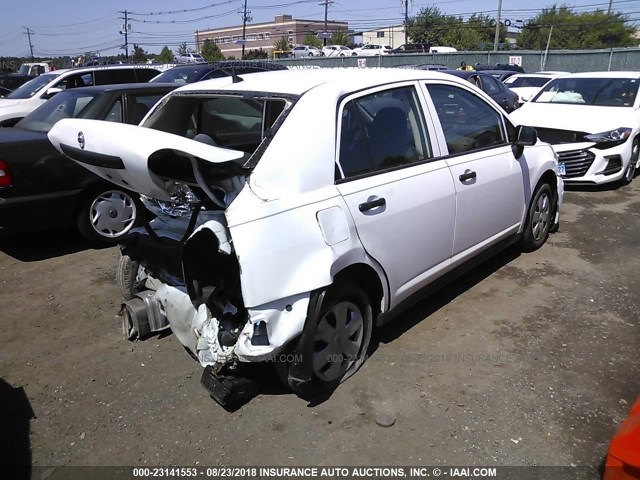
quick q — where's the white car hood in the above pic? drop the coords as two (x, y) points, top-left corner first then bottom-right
(510, 102), (638, 133)
(47, 119), (246, 201)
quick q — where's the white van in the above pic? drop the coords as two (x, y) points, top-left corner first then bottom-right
(429, 46), (458, 53)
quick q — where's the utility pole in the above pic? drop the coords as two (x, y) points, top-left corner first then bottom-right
(118, 10), (130, 59)
(493, 0), (503, 51)
(608, 0), (613, 15)
(402, 0), (409, 45)
(23, 27), (34, 60)
(240, 0), (251, 59)
(319, 0), (334, 46)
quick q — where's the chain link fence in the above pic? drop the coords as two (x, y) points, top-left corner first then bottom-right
(273, 47), (640, 72)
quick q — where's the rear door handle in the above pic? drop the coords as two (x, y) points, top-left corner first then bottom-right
(459, 170), (476, 182)
(359, 197), (386, 212)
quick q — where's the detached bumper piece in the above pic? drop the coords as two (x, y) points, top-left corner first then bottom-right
(200, 365), (259, 406)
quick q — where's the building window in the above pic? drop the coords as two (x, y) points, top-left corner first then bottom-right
(377, 31), (385, 38)
(258, 33), (264, 40)
(264, 32), (271, 40)
(246, 34), (258, 41)
(232, 35), (242, 42)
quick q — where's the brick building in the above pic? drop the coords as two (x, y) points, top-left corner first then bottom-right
(195, 14), (349, 58)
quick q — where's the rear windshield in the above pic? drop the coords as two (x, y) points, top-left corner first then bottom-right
(6, 73), (59, 99)
(533, 77), (639, 106)
(143, 94), (292, 154)
(505, 76), (552, 88)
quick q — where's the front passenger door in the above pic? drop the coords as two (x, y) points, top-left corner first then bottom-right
(424, 83), (527, 258)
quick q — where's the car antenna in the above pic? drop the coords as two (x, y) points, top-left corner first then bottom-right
(220, 66), (243, 83)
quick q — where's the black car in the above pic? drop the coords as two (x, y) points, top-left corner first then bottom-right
(443, 70), (519, 112)
(150, 60), (289, 84)
(475, 69), (520, 82)
(0, 83), (177, 245)
(389, 43), (431, 54)
(0, 86), (10, 97)
(0, 74), (35, 93)
(394, 63), (449, 71)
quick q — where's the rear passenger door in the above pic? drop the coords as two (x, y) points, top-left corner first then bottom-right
(422, 82), (526, 258)
(335, 84), (456, 307)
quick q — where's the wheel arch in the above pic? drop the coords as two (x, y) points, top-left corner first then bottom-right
(332, 262), (386, 319)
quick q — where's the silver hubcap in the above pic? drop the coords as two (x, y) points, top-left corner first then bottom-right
(531, 192), (551, 241)
(89, 190), (137, 239)
(312, 301), (364, 382)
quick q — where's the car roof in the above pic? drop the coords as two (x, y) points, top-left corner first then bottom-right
(174, 68), (473, 97)
(558, 71), (640, 79)
(60, 82), (178, 94)
(442, 70), (492, 79)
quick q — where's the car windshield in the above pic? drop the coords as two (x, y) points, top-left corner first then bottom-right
(533, 77), (639, 106)
(506, 76), (552, 88)
(14, 89), (98, 132)
(6, 73), (59, 99)
(151, 66), (210, 84)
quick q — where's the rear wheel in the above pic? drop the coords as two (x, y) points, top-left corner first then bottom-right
(76, 186), (141, 246)
(285, 280), (373, 395)
(116, 253), (147, 300)
(520, 182), (555, 252)
(620, 138), (639, 186)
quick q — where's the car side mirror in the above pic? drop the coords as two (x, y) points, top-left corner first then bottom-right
(515, 125), (537, 146)
(43, 87), (63, 99)
(511, 125), (537, 158)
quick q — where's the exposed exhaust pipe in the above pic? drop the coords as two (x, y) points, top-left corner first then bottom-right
(121, 290), (170, 341)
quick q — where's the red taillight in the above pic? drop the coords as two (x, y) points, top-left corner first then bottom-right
(0, 160), (11, 188)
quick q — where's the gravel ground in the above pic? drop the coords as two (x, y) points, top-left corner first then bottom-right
(1, 181), (639, 474)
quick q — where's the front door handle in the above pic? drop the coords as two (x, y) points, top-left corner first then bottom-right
(459, 170), (477, 182)
(359, 197), (386, 212)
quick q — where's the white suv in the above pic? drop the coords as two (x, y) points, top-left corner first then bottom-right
(0, 65), (160, 127)
(353, 44), (392, 56)
(48, 69), (563, 404)
(322, 45), (356, 57)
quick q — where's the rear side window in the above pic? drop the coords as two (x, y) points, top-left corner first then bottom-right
(134, 69), (161, 82)
(338, 86), (431, 179)
(94, 69), (137, 85)
(426, 84), (506, 155)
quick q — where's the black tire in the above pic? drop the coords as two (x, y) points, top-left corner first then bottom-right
(116, 253), (146, 301)
(76, 185), (142, 246)
(619, 137), (639, 186)
(285, 280), (373, 396)
(520, 182), (555, 252)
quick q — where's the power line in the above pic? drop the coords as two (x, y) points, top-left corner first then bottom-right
(129, 1), (240, 16)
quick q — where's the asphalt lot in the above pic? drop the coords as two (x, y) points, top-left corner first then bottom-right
(1, 181), (639, 470)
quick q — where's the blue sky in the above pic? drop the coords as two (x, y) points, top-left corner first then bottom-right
(1, 0), (638, 56)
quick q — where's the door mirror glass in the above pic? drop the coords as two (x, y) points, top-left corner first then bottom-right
(515, 125), (537, 146)
(43, 87), (63, 99)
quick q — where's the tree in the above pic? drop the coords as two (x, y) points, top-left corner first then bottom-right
(200, 39), (224, 62)
(303, 32), (322, 48)
(245, 48), (268, 59)
(273, 37), (291, 51)
(406, 7), (504, 50)
(157, 46), (174, 63)
(517, 4), (635, 50)
(132, 44), (148, 63)
(177, 42), (190, 56)
(329, 30), (350, 46)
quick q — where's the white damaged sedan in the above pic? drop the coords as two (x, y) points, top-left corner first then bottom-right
(47, 69), (563, 404)
(510, 71), (640, 186)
